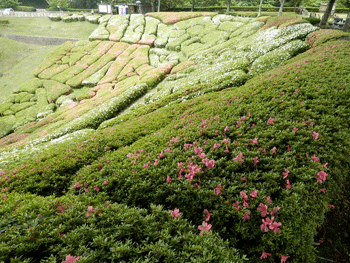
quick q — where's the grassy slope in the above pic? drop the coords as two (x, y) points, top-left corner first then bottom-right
(0, 38), (349, 262)
(0, 37), (56, 102)
(0, 14), (350, 263)
(0, 18), (97, 102)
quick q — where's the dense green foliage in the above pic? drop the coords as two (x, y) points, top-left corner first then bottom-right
(0, 13), (349, 262)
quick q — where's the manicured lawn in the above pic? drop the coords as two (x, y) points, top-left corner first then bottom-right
(0, 17), (97, 39)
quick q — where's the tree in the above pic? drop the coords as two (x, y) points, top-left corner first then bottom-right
(191, 0), (195, 12)
(278, 0), (286, 16)
(258, 0), (263, 16)
(344, 9), (350, 30)
(1, 0), (21, 9)
(319, 0), (336, 26)
(158, 0), (160, 12)
(46, 0), (70, 10)
(226, 0), (231, 14)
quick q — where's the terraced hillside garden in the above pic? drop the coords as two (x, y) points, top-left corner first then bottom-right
(0, 12), (349, 263)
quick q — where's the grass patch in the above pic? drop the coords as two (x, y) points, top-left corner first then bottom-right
(0, 17), (97, 39)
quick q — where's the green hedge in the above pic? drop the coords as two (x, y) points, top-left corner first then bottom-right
(15, 6), (36, 12)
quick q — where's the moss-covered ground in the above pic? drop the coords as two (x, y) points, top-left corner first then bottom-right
(0, 13), (349, 263)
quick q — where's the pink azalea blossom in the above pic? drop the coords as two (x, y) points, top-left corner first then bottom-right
(241, 116), (246, 121)
(103, 181), (108, 185)
(224, 146), (229, 153)
(158, 151), (165, 159)
(295, 89), (299, 93)
(292, 127), (298, 132)
(319, 188), (326, 193)
(198, 221), (212, 234)
(127, 153), (133, 158)
(202, 158), (215, 169)
(311, 155), (319, 162)
(306, 153), (309, 159)
(286, 145), (291, 152)
(241, 177), (247, 185)
(194, 147), (203, 154)
(286, 180), (292, 189)
(74, 182), (81, 188)
(215, 130), (219, 136)
(270, 147), (277, 154)
(329, 204), (335, 210)
(281, 255), (290, 263)
(271, 206), (280, 216)
(223, 138), (229, 143)
(243, 201), (249, 208)
(233, 201), (240, 211)
(204, 209), (212, 221)
(62, 254), (80, 263)
(198, 152), (206, 159)
(267, 117), (275, 124)
(169, 208), (182, 218)
(214, 183), (222, 195)
(251, 138), (258, 144)
(240, 191), (249, 201)
(233, 152), (244, 162)
(154, 159), (159, 166)
(166, 175), (172, 183)
(213, 143), (220, 149)
(312, 131), (319, 140)
(265, 196), (272, 203)
(323, 163), (328, 169)
(251, 124), (256, 128)
(253, 156), (259, 165)
(261, 251), (272, 259)
(164, 148), (172, 153)
(224, 126), (229, 132)
(317, 171), (328, 183)
(243, 211), (251, 221)
(236, 120), (241, 128)
(250, 190), (258, 198)
(282, 168), (290, 179)
(94, 185), (99, 192)
(258, 203), (269, 217)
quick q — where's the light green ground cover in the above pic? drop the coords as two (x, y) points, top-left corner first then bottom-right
(1, 14), (350, 262)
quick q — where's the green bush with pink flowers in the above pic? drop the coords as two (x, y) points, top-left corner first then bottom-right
(0, 14), (350, 263)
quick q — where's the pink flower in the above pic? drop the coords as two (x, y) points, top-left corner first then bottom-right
(213, 143), (220, 149)
(88, 206), (95, 213)
(214, 183), (222, 195)
(241, 116), (246, 121)
(127, 153), (133, 158)
(236, 120), (241, 128)
(203, 158), (215, 169)
(171, 137), (179, 143)
(154, 159), (159, 166)
(261, 251), (272, 259)
(103, 181), (108, 185)
(286, 145), (291, 152)
(270, 147), (277, 154)
(158, 151), (165, 159)
(292, 127), (298, 132)
(241, 177), (247, 185)
(286, 180), (292, 189)
(317, 171), (328, 183)
(250, 190), (258, 198)
(323, 163), (328, 169)
(319, 188), (326, 193)
(253, 156), (259, 165)
(86, 165), (91, 169)
(233, 201), (240, 211)
(198, 153), (206, 159)
(267, 117), (275, 124)
(295, 89), (299, 93)
(265, 196), (272, 203)
(224, 146), (229, 153)
(74, 182), (81, 188)
(166, 175), (172, 183)
(312, 131), (319, 140)
(143, 163), (149, 169)
(94, 185), (99, 192)
(251, 124), (256, 128)
(62, 254), (80, 263)
(224, 126), (229, 132)
(258, 203), (269, 217)
(164, 148), (172, 153)
(260, 218), (271, 232)
(240, 191), (248, 201)
(251, 138), (258, 144)
(243, 211), (251, 221)
(223, 138), (229, 143)
(198, 221), (212, 234)
(194, 147), (203, 154)
(281, 255), (290, 263)
(204, 209), (212, 221)
(215, 130), (219, 136)
(271, 206), (280, 216)
(311, 155), (319, 162)
(300, 101), (304, 105)
(282, 168), (290, 179)
(329, 204), (335, 210)
(243, 201), (249, 208)
(233, 152), (244, 162)
(169, 208), (182, 218)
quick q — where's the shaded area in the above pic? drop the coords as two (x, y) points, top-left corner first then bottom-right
(1, 34), (79, 46)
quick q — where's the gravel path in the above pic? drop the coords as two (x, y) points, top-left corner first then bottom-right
(1, 34), (79, 45)
(0, 11), (68, 17)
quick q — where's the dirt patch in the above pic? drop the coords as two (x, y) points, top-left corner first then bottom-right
(1, 34), (79, 45)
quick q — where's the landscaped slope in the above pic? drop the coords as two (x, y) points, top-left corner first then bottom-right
(0, 14), (349, 263)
